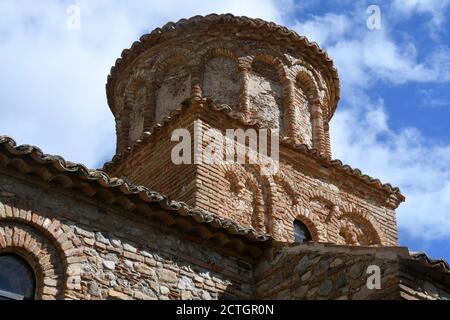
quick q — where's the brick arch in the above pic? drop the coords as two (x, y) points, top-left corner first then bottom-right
(286, 207), (322, 242)
(293, 60), (332, 115)
(242, 46), (291, 70)
(265, 173), (302, 241)
(307, 189), (340, 204)
(149, 48), (193, 126)
(219, 164), (266, 233)
(247, 53), (288, 82)
(334, 208), (383, 246)
(307, 189), (341, 221)
(0, 223), (64, 300)
(272, 172), (299, 206)
(117, 64), (157, 151)
(309, 197), (337, 223)
(151, 48), (192, 79)
(293, 65), (320, 102)
(245, 165), (273, 235)
(0, 202), (82, 299)
(199, 47), (240, 109)
(201, 47), (237, 63)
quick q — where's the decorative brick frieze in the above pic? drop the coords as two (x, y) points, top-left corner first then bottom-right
(108, 16), (336, 155)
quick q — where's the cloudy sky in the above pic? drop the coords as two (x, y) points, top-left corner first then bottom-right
(0, 0), (449, 261)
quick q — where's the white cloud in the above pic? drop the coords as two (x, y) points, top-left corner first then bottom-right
(1, 1), (449, 244)
(292, 11), (450, 88)
(292, 13), (351, 46)
(331, 97), (450, 241)
(292, 9), (450, 241)
(0, 0), (287, 167)
(392, 0), (450, 28)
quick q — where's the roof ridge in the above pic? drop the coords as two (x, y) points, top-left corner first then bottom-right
(410, 252), (450, 274)
(106, 13), (340, 117)
(0, 135), (269, 246)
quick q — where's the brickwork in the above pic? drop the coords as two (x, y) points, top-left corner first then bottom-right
(108, 15), (337, 157)
(103, 15), (402, 247)
(255, 243), (450, 300)
(106, 101), (400, 246)
(0, 137), (448, 300)
(0, 14), (447, 300)
(0, 175), (254, 300)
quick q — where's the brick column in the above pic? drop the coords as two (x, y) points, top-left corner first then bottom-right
(238, 67), (250, 117)
(143, 81), (157, 131)
(190, 65), (202, 100)
(284, 80), (297, 140)
(323, 122), (332, 159)
(311, 100), (325, 154)
(117, 87), (134, 153)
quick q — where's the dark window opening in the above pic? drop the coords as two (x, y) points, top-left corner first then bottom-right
(293, 220), (312, 243)
(0, 253), (36, 300)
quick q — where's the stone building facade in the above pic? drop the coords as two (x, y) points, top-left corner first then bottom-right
(0, 14), (448, 300)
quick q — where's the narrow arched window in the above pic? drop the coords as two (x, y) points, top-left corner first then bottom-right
(0, 254), (36, 300)
(293, 220), (312, 243)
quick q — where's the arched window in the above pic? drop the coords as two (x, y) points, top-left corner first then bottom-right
(0, 254), (36, 300)
(293, 220), (312, 243)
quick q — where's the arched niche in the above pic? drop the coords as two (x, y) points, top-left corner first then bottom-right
(336, 213), (382, 246)
(247, 56), (284, 131)
(293, 74), (313, 147)
(128, 85), (147, 143)
(155, 54), (191, 124)
(289, 67), (321, 147)
(220, 165), (266, 233)
(201, 48), (240, 110)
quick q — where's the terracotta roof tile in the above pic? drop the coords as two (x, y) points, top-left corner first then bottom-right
(410, 252), (450, 274)
(0, 135), (269, 257)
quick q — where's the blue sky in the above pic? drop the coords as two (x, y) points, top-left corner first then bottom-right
(0, 1), (449, 261)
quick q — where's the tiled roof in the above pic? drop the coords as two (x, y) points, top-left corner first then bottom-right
(410, 252), (450, 274)
(1, 136), (447, 276)
(106, 13), (340, 119)
(103, 98), (405, 206)
(0, 135), (269, 257)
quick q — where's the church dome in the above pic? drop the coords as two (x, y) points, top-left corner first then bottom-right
(106, 14), (340, 154)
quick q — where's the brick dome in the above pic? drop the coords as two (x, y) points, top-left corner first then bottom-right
(106, 14), (340, 154)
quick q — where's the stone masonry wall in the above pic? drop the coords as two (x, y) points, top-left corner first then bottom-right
(0, 175), (254, 300)
(248, 60), (284, 131)
(156, 63), (191, 124)
(254, 243), (450, 300)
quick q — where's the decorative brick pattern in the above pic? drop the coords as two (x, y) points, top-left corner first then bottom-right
(107, 103), (399, 246)
(0, 14), (447, 300)
(109, 16), (334, 157)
